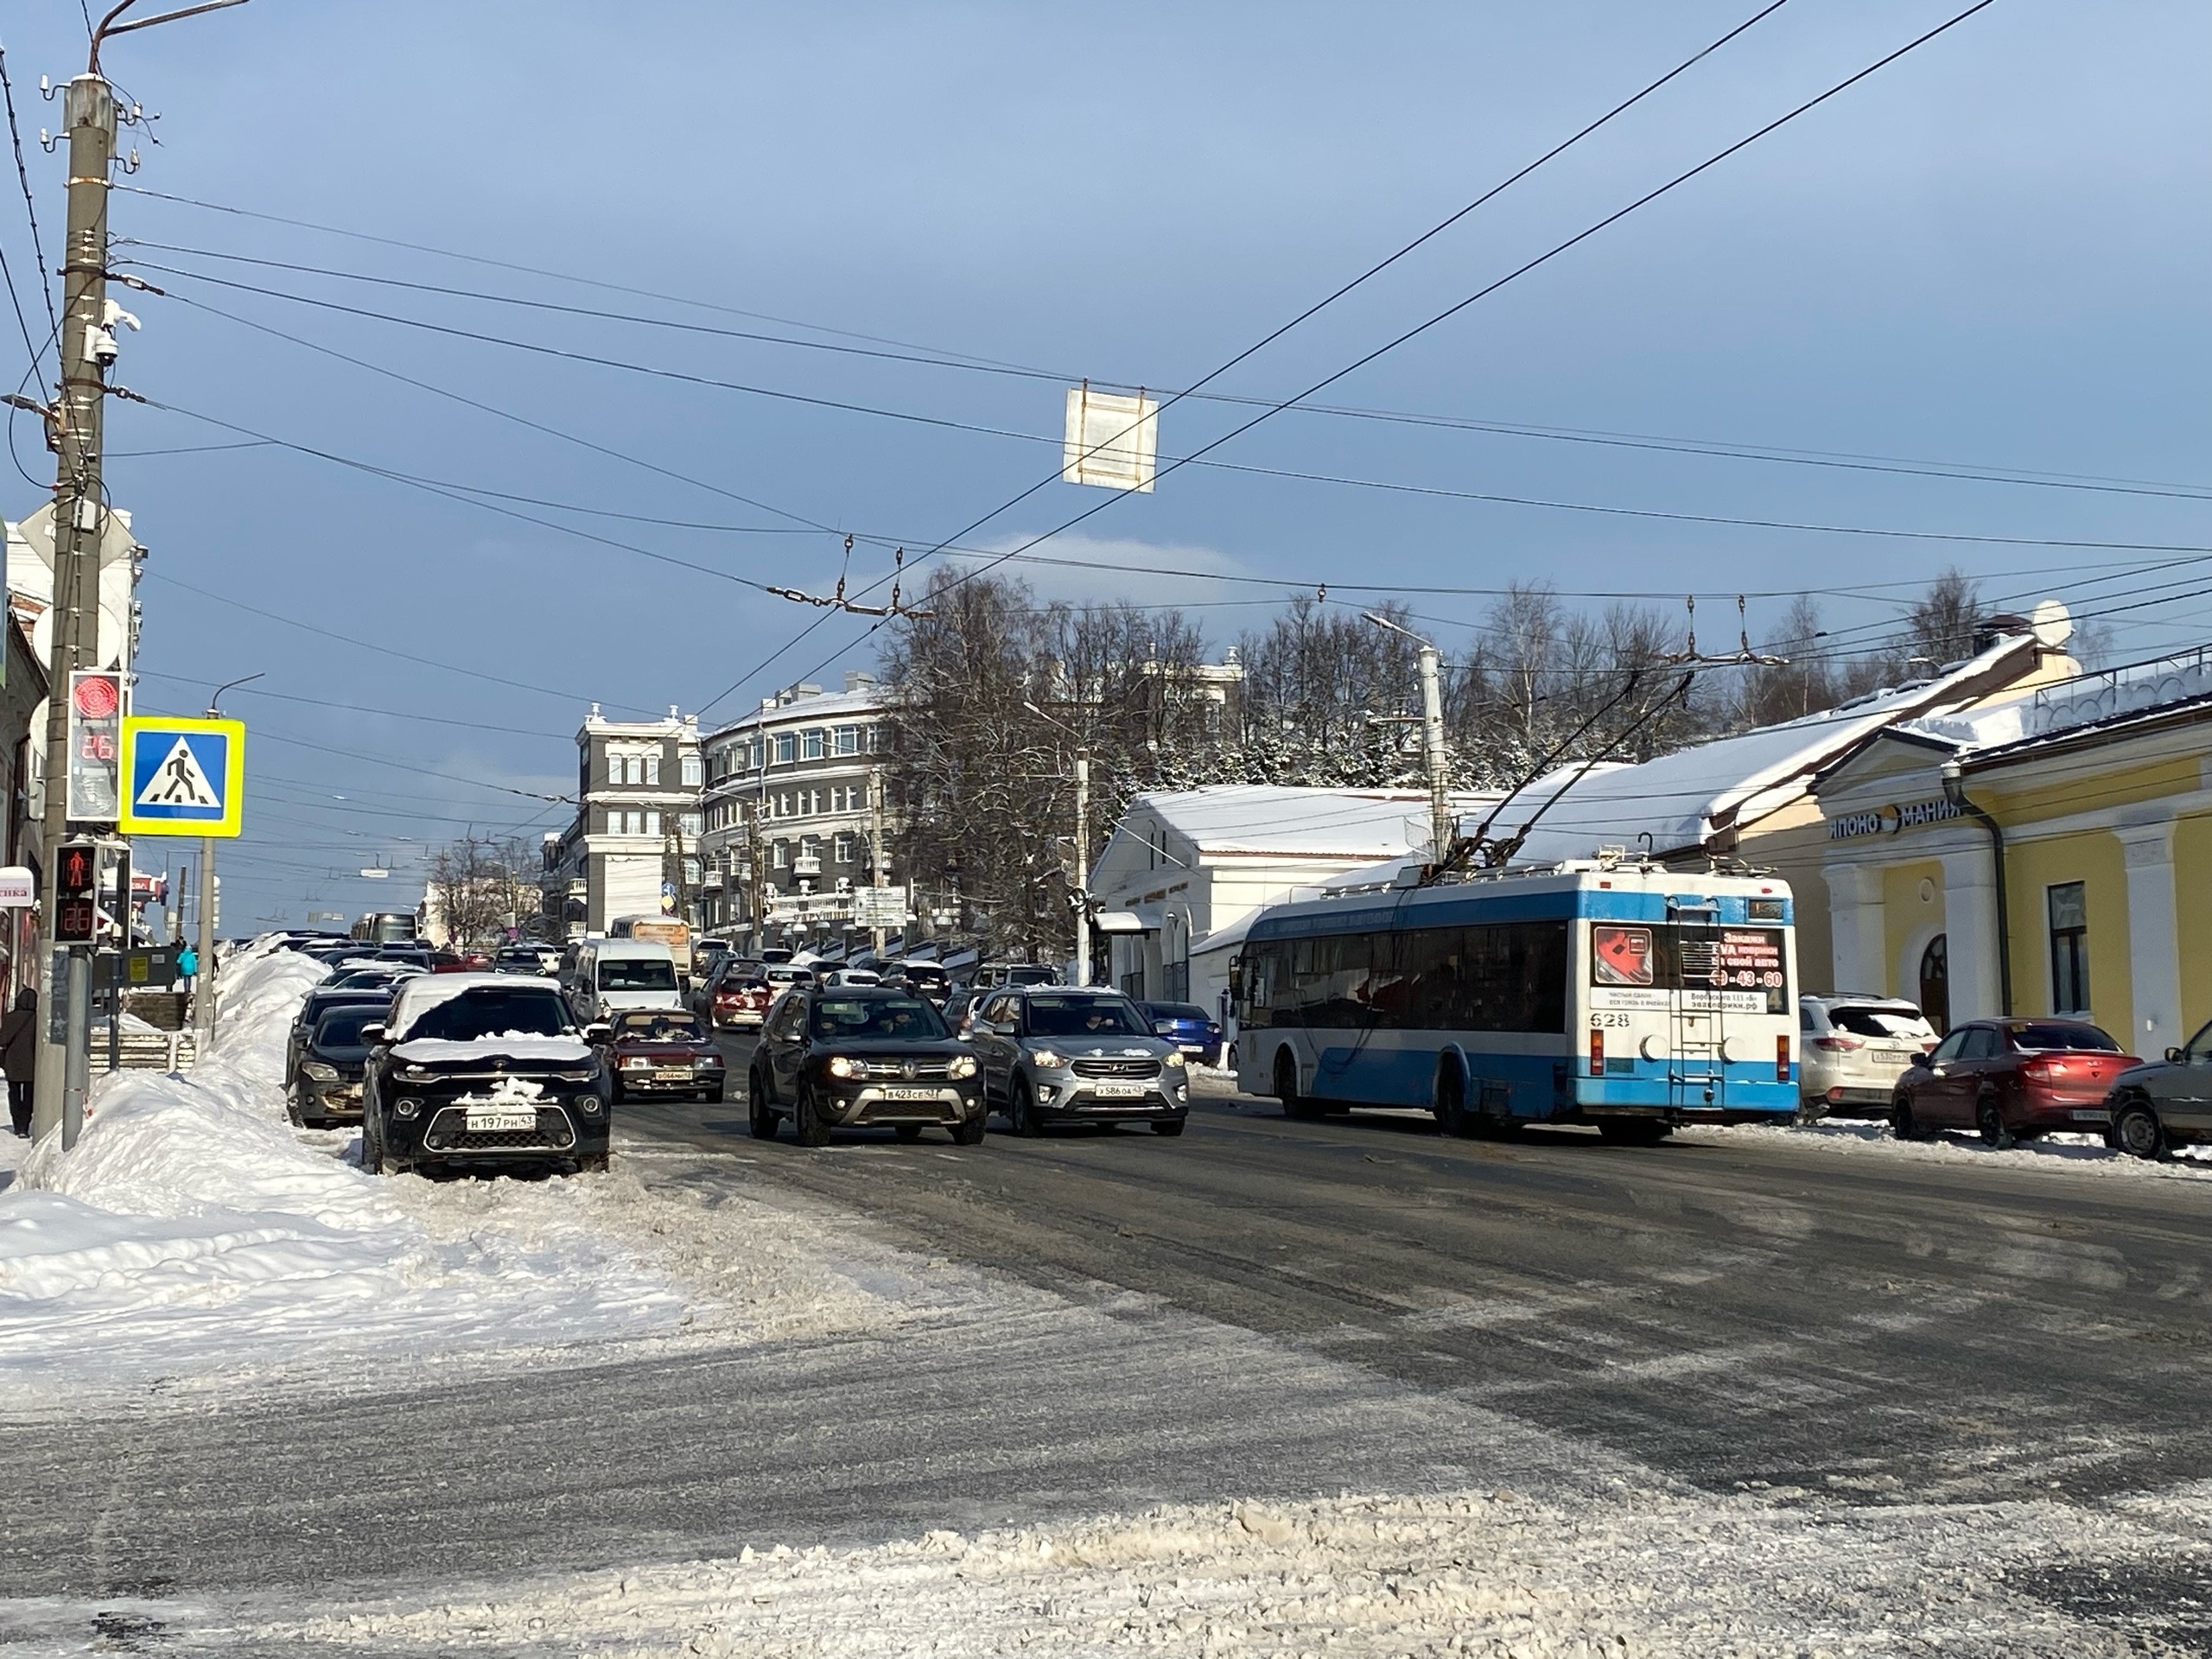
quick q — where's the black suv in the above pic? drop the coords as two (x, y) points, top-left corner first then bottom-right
(360, 975), (612, 1176)
(748, 985), (983, 1147)
(289, 1002), (381, 1129)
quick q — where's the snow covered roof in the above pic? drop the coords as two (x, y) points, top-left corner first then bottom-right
(1478, 632), (2050, 865)
(1129, 786), (1503, 861)
(704, 683), (887, 742)
(1897, 647), (2212, 759)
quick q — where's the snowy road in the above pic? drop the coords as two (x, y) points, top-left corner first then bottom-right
(10, 1025), (2212, 1652)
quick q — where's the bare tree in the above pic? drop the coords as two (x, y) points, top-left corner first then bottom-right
(426, 835), (537, 948)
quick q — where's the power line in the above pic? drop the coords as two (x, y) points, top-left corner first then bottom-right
(720, 0), (2007, 715)
(0, 41), (57, 373)
(132, 669), (572, 740)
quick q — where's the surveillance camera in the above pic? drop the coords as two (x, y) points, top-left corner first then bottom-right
(86, 325), (120, 366)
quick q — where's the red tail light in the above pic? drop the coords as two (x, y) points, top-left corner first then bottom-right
(1589, 1029), (1605, 1077)
(1777, 1035), (1791, 1082)
(1810, 1034), (1865, 1052)
(2023, 1058), (2068, 1084)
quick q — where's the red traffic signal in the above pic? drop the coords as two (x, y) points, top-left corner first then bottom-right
(58, 840), (98, 898)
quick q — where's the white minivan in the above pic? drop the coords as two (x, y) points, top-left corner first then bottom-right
(569, 938), (686, 1023)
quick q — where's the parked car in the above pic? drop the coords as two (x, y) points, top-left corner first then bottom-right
(897, 962), (951, 1005)
(968, 986), (1189, 1137)
(700, 962), (772, 1030)
(1141, 1001), (1224, 1067)
(763, 963), (816, 992)
(492, 943), (552, 975)
(972, 962), (1059, 992)
(602, 1008), (725, 1103)
(569, 938), (686, 1024)
(1891, 1018), (2138, 1147)
(942, 986), (978, 1033)
(2102, 1018), (2212, 1159)
(694, 938), (734, 982)
(360, 975), (612, 1176)
(818, 967), (881, 988)
(289, 1002), (381, 1129)
(287, 985), (397, 1084)
(747, 985), (984, 1147)
(1799, 995), (1937, 1116)
(326, 963), (425, 991)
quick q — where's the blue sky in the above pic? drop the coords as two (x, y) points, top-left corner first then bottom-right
(0, 1), (2204, 927)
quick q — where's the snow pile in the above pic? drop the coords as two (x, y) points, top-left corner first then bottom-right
(252, 1484), (2192, 1656)
(1686, 1118), (2212, 1183)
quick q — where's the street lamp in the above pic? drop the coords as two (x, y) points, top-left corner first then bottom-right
(1360, 613), (1453, 868)
(190, 671), (261, 1046)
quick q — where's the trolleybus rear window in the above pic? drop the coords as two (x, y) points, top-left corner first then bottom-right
(1589, 924), (1789, 1014)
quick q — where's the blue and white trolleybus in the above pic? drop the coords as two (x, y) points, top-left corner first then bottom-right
(1232, 860), (1797, 1141)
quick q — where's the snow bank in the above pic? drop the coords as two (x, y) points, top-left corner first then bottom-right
(1685, 1118), (2212, 1184)
(0, 938), (914, 1405)
(242, 1483), (2194, 1656)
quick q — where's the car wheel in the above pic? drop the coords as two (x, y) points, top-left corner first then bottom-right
(747, 1071), (779, 1140)
(1598, 1118), (1671, 1145)
(949, 1116), (986, 1147)
(1152, 1119), (1185, 1137)
(285, 1095), (305, 1128)
(2111, 1098), (2167, 1160)
(1011, 1077), (1043, 1138)
(795, 1084), (831, 1147)
(1976, 1096), (2016, 1149)
(1890, 1090), (1925, 1142)
(893, 1124), (924, 1143)
(1434, 1065), (1470, 1138)
(1275, 1050), (1325, 1121)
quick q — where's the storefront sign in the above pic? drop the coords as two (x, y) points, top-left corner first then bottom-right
(1827, 798), (1964, 840)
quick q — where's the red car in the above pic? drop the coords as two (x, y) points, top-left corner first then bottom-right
(710, 974), (773, 1031)
(1891, 1018), (2139, 1147)
(602, 1009), (726, 1103)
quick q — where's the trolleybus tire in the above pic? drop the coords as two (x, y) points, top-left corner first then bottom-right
(1275, 1050), (1325, 1121)
(1434, 1065), (1471, 1138)
(1597, 1118), (1671, 1146)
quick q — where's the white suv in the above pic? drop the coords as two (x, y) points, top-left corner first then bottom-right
(1800, 995), (1937, 1116)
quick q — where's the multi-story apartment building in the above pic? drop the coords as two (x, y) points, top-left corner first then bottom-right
(540, 705), (704, 940)
(697, 675), (898, 950)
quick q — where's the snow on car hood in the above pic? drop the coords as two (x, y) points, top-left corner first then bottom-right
(390, 1035), (594, 1065)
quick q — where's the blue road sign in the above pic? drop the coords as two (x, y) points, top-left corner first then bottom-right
(118, 716), (246, 837)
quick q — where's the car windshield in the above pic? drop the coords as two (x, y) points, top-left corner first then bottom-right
(1026, 995), (1149, 1038)
(2014, 1021), (2120, 1053)
(314, 1009), (381, 1048)
(810, 996), (948, 1041)
(401, 987), (573, 1043)
(1828, 1005), (1930, 1039)
(619, 1011), (704, 1042)
(1147, 1003), (1211, 1023)
(600, 958), (677, 990)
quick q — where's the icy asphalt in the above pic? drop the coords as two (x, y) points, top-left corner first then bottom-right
(9, 1045), (2212, 1651)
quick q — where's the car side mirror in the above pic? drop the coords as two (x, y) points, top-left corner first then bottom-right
(360, 1023), (385, 1044)
(586, 1023), (612, 1043)
(2167, 1046), (2184, 1064)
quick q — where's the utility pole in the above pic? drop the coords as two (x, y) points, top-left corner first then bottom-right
(1072, 749), (1090, 986)
(868, 766), (887, 957)
(30, 72), (116, 1145)
(1361, 613), (1454, 869)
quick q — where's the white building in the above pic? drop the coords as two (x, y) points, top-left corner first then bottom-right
(697, 675), (894, 950)
(540, 705), (702, 939)
(1090, 785), (1500, 1013)
(6, 501), (143, 822)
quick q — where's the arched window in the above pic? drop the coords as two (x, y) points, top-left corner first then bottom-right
(1918, 934), (1949, 1034)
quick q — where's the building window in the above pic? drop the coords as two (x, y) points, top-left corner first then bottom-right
(680, 811), (702, 837)
(645, 752), (662, 786)
(772, 841), (789, 870)
(802, 728), (825, 760)
(2049, 882), (2089, 1014)
(775, 734), (796, 765)
(1918, 935), (1948, 1034)
(682, 753), (702, 788)
(835, 724), (860, 756)
(645, 810), (662, 837)
(833, 833), (855, 864)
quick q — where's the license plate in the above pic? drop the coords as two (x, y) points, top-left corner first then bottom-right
(1874, 1051), (1910, 1065)
(466, 1109), (536, 1132)
(2070, 1109), (2111, 1122)
(1179, 1044), (1205, 1054)
(880, 1085), (940, 1101)
(1091, 1081), (1147, 1098)
(655, 1068), (693, 1081)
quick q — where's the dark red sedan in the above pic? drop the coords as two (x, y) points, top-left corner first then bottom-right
(602, 1009), (727, 1103)
(1891, 1018), (2138, 1147)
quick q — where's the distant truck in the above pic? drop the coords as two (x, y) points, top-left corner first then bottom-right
(608, 914), (692, 967)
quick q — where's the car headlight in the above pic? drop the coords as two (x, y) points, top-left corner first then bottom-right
(302, 1060), (339, 1082)
(621, 1056), (651, 1070)
(398, 1065), (433, 1083)
(552, 1066), (599, 1083)
(1028, 1049), (1065, 1071)
(1160, 1051), (1186, 1068)
(948, 1054), (978, 1080)
(701, 1053), (724, 1067)
(827, 1055), (860, 1079)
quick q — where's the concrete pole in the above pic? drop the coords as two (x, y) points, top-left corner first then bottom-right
(1418, 643), (1452, 868)
(31, 74), (116, 1144)
(868, 766), (886, 957)
(194, 836), (214, 1044)
(1072, 749), (1090, 987)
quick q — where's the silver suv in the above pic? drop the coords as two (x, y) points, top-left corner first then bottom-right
(966, 986), (1189, 1137)
(1800, 995), (1936, 1116)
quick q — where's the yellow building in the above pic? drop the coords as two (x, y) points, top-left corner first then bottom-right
(1814, 651), (2212, 1052)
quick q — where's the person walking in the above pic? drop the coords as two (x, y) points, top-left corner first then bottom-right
(1, 986), (35, 1137)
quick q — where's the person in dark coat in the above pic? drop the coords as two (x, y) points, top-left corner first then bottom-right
(2, 986), (36, 1136)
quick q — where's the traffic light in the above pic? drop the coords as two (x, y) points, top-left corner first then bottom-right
(55, 839), (98, 944)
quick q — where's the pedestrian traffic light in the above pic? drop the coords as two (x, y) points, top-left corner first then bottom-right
(55, 839), (98, 944)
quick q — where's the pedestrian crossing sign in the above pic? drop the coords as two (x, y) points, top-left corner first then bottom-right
(117, 716), (245, 837)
